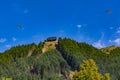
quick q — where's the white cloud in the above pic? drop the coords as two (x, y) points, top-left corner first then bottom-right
(108, 40), (112, 43)
(117, 30), (120, 34)
(109, 38), (120, 45)
(12, 37), (17, 42)
(77, 25), (82, 28)
(93, 33), (105, 48)
(5, 45), (12, 48)
(114, 38), (120, 45)
(93, 40), (105, 48)
(116, 27), (120, 34)
(0, 38), (7, 43)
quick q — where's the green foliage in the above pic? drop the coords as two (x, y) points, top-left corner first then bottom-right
(0, 50), (69, 80)
(73, 59), (110, 80)
(32, 42), (44, 56)
(78, 43), (107, 59)
(0, 42), (43, 65)
(57, 38), (108, 70)
(57, 38), (120, 80)
(0, 37), (120, 80)
(1, 77), (12, 80)
(57, 38), (86, 70)
(110, 47), (120, 57)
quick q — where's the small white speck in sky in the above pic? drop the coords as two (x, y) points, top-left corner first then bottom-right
(0, 38), (7, 43)
(77, 25), (82, 28)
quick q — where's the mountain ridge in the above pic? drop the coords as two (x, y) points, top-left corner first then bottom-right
(0, 37), (120, 80)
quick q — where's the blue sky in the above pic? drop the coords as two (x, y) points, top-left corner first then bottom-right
(0, 0), (120, 52)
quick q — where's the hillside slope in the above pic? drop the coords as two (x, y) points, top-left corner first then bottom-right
(0, 50), (70, 80)
(0, 37), (120, 80)
(57, 38), (120, 80)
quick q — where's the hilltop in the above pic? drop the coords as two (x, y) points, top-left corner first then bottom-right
(0, 37), (120, 80)
(101, 45), (117, 54)
(42, 37), (58, 53)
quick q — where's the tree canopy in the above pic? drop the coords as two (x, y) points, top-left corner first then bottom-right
(73, 59), (110, 80)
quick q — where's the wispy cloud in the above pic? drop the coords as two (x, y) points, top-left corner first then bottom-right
(109, 38), (120, 45)
(117, 30), (120, 33)
(93, 33), (105, 48)
(5, 45), (12, 48)
(109, 27), (120, 46)
(93, 40), (105, 48)
(12, 37), (17, 42)
(116, 27), (120, 34)
(0, 38), (7, 43)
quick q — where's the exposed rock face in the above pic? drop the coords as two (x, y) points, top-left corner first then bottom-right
(27, 45), (36, 57)
(42, 40), (58, 53)
(101, 45), (117, 54)
(28, 50), (33, 57)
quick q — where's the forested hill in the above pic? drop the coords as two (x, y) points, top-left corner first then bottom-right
(0, 37), (120, 80)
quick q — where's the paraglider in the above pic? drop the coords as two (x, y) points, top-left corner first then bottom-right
(17, 24), (22, 29)
(105, 10), (112, 13)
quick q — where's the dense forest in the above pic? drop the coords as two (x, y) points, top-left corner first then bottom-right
(0, 37), (120, 80)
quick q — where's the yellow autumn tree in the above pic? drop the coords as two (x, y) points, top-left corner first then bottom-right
(72, 59), (110, 80)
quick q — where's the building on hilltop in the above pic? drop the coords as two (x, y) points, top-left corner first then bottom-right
(42, 37), (58, 53)
(45, 37), (57, 42)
